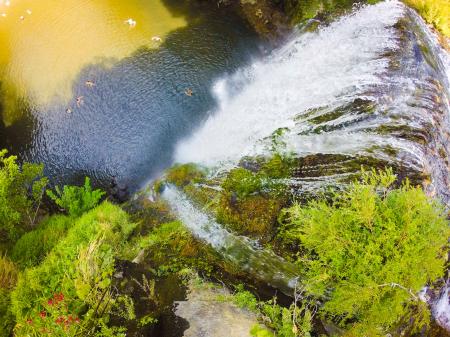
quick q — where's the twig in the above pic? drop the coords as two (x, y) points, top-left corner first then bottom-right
(376, 283), (418, 301)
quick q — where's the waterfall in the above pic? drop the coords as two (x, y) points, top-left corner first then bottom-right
(175, 0), (450, 201)
(162, 186), (299, 294)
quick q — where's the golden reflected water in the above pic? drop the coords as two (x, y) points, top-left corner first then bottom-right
(0, 0), (186, 125)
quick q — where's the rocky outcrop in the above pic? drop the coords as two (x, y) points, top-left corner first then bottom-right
(175, 283), (261, 337)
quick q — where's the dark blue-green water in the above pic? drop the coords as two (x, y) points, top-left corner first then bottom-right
(0, 1), (263, 192)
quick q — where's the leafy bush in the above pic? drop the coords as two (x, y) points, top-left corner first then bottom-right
(46, 177), (105, 217)
(278, 168), (449, 336)
(10, 202), (136, 336)
(0, 149), (48, 242)
(11, 215), (73, 268)
(229, 285), (312, 337)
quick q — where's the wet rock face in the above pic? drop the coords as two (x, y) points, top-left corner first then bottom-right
(175, 284), (260, 337)
(213, 0), (290, 39)
(278, 6), (450, 204)
(237, 0), (290, 39)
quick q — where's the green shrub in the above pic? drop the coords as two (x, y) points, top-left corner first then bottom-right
(11, 215), (73, 268)
(46, 177), (105, 217)
(278, 168), (449, 336)
(0, 289), (15, 337)
(229, 285), (312, 337)
(232, 285), (259, 312)
(10, 202), (136, 336)
(0, 149), (48, 242)
(0, 254), (18, 291)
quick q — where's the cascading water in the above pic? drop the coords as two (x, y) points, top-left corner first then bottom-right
(165, 0), (450, 327)
(162, 186), (299, 294)
(175, 0), (450, 200)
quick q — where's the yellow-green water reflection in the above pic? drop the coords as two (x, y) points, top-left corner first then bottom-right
(0, 0), (186, 125)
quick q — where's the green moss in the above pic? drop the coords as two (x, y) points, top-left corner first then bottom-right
(222, 167), (264, 199)
(184, 183), (220, 211)
(165, 163), (206, 188)
(285, 0), (358, 25)
(216, 192), (285, 239)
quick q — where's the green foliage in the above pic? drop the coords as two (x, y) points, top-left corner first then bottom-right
(0, 256), (18, 337)
(284, 0), (356, 25)
(222, 154), (292, 200)
(232, 284), (259, 311)
(218, 191), (286, 238)
(0, 289), (15, 337)
(261, 153), (293, 180)
(278, 168), (450, 336)
(10, 202), (136, 336)
(216, 154), (292, 238)
(135, 221), (214, 276)
(223, 168), (264, 199)
(250, 324), (273, 337)
(230, 285), (312, 337)
(165, 164), (206, 188)
(0, 254), (18, 290)
(46, 177), (105, 217)
(11, 215), (73, 268)
(0, 149), (48, 242)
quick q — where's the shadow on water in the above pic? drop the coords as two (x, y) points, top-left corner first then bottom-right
(0, 0), (264, 192)
(0, 84), (35, 155)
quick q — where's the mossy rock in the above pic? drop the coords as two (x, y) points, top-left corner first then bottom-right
(165, 164), (206, 188)
(216, 191), (286, 240)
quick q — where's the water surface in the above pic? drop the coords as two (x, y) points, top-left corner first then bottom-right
(0, 0), (263, 190)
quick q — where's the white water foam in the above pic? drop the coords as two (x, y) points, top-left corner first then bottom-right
(433, 285), (450, 331)
(175, 0), (407, 166)
(161, 186), (299, 293)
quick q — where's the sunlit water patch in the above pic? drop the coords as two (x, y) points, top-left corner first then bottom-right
(0, 1), (263, 190)
(0, 0), (187, 125)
